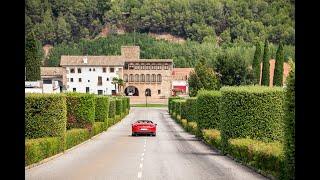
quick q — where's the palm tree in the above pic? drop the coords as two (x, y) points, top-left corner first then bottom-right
(112, 77), (118, 93)
(117, 78), (124, 93)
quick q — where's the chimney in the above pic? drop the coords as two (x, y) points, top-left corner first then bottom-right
(83, 56), (88, 64)
(121, 46), (140, 59)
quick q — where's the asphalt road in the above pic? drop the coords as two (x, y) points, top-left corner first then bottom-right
(25, 107), (268, 180)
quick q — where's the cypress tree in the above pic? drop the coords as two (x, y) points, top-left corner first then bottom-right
(261, 40), (270, 86)
(252, 42), (262, 85)
(25, 32), (42, 81)
(273, 42), (284, 86)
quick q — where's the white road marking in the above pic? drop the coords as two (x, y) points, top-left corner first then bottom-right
(141, 157), (144, 161)
(143, 148), (146, 152)
(138, 172), (142, 178)
(140, 163), (143, 168)
(141, 153), (144, 156)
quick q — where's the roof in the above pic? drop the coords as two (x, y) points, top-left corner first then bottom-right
(125, 59), (173, 63)
(60, 56), (125, 66)
(40, 67), (64, 76)
(172, 68), (194, 74)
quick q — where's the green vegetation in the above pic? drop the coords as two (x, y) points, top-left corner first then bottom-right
(261, 40), (270, 86)
(196, 90), (222, 130)
(219, 86), (285, 150)
(25, 94), (67, 139)
(65, 128), (90, 150)
(108, 99), (116, 120)
(95, 96), (110, 122)
(274, 42), (285, 86)
(66, 93), (96, 130)
(92, 122), (107, 136)
(203, 129), (222, 150)
(252, 42), (262, 84)
(188, 59), (220, 96)
(25, 32), (42, 81)
(185, 97), (197, 122)
(115, 98), (123, 116)
(282, 68), (295, 179)
(26, 0), (294, 45)
(25, 137), (63, 166)
(228, 138), (284, 178)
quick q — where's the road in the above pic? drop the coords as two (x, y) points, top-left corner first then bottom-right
(25, 107), (268, 180)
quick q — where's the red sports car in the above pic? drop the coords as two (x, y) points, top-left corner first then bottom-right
(132, 120), (157, 136)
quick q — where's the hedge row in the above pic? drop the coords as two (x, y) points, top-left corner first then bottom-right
(203, 129), (222, 150)
(185, 97), (197, 122)
(115, 98), (123, 116)
(196, 90), (221, 130)
(228, 138), (284, 178)
(220, 86), (285, 150)
(25, 93), (130, 166)
(25, 94), (67, 139)
(168, 97), (180, 114)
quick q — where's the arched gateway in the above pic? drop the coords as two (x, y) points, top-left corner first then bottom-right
(125, 86), (139, 96)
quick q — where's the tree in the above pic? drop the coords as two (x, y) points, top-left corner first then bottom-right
(252, 42), (262, 85)
(112, 77), (119, 93)
(188, 58), (220, 97)
(56, 15), (71, 44)
(273, 42), (284, 86)
(261, 40), (270, 86)
(25, 32), (42, 81)
(117, 78), (124, 93)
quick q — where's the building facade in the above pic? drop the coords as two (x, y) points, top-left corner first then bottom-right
(171, 68), (193, 96)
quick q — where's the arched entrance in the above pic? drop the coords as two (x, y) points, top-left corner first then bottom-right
(125, 86), (139, 96)
(145, 88), (151, 96)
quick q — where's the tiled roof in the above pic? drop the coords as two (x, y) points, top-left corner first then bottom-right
(40, 67), (64, 76)
(125, 59), (173, 63)
(60, 56), (125, 66)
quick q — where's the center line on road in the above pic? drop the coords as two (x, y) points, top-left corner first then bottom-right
(141, 157), (144, 161)
(140, 163), (143, 168)
(141, 153), (144, 156)
(138, 172), (142, 178)
(143, 148), (146, 152)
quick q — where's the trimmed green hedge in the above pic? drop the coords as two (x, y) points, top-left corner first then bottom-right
(65, 128), (90, 150)
(283, 69), (295, 180)
(108, 99), (116, 120)
(185, 97), (197, 122)
(92, 122), (106, 136)
(203, 129), (222, 150)
(228, 138), (284, 178)
(126, 97), (130, 111)
(180, 100), (187, 120)
(168, 97), (180, 114)
(115, 98), (123, 116)
(196, 90), (222, 130)
(187, 121), (202, 137)
(66, 93), (95, 130)
(220, 86), (285, 150)
(95, 96), (109, 122)
(25, 137), (63, 166)
(25, 94), (67, 139)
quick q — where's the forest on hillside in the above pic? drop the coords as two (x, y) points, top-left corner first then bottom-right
(26, 0), (294, 45)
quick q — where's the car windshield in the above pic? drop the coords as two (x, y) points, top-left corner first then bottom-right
(137, 120), (153, 124)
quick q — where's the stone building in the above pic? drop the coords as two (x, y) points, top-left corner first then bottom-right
(171, 68), (194, 96)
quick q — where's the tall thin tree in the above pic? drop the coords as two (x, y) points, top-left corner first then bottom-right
(273, 42), (284, 86)
(261, 40), (270, 86)
(252, 42), (262, 85)
(25, 32), (42, 81)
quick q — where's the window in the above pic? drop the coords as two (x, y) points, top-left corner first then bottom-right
(110, 67), (115, 72)
(135, 64), (139, 70)
(43, 80), (52, 84)
(157, 74), (162, 82)
(93, 68), (95, 71)
(158, 90), (161, 94)
(124, 74), (128, 82)
(135, 74), (139, 82)
(89, 68), (92, 71)
(164, 64), (168, 70)
(141, 64), (145, 70)
(73, 88), (76, 92)
(107, 78), (109, 81)
(78, 68), (81, 73)
(86, 87), (89, 93)
(98, 90), (103, 95)
(146, 64), (150, 70)
(129, 64), (134, 70)
(129, 74), (134, 82)
(158, 64), (162, 70)
(88, 80), (90, 82)
(70, 68), (75, 73)
(70, 78), (73, 82)
(103, 67), (106, 73)
(98, 76), (102, 86)
(146, 74), (150, 82)
(140, 74), (145, 82)
(152, 74), (156, 82)
(79, 78), (82, 82)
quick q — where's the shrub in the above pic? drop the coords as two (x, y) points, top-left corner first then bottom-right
(25, 137), (63, 166)
(168, 97), (180, 114)
(203, 129), (222, 149)
(95, 96), (109, 122)
(228, 138), (284, 178)
(187, 121), (201, 137)
(181, 119), (188, 129)
(196, 90), (222, 130)
(180, 100), (187, 120)
(115, 98), (123, 116)
(25, 94), (67, 139)
(108, 99), (116, 120)
(185, 97), (197, 122)
(220, 86), (285, 151)
(65, 128), (90, 150)
(283, 69), (295, 179)
(172, 99), (181, 116)
(92, 122), (106, 136)
(66, 93), (95, 130)
(126, 97), (130, 111)
(121, 97), (127, 115)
